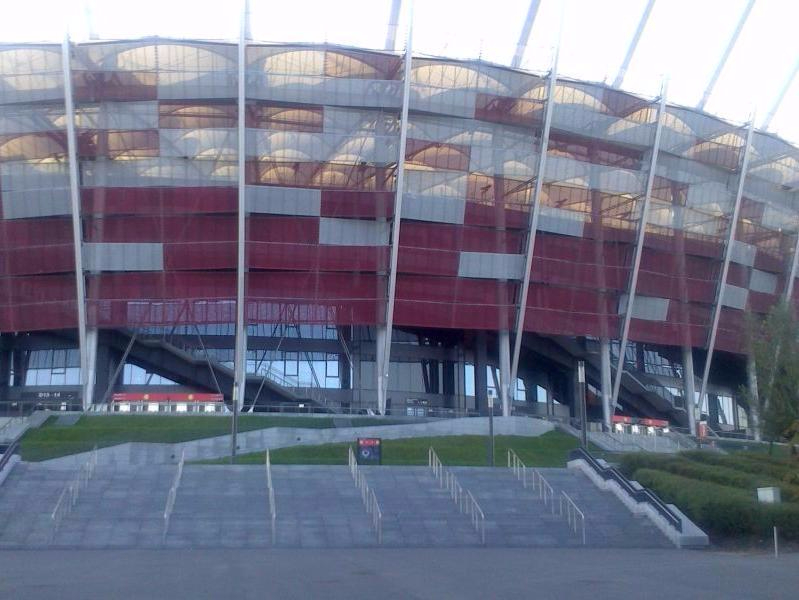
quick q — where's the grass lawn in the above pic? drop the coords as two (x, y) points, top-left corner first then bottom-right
(199, 430), (590, 467)
(20, 414), (343, 461)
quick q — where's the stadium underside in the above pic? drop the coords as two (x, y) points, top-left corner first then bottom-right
(2, 39), (798, 435)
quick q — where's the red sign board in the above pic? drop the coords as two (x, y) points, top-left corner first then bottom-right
(111, 392), (223, 403)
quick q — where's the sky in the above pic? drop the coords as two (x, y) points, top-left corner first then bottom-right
(1, 0), (798, 144)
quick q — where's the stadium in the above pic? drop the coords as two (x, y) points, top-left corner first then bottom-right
(1, 3), (798, 441)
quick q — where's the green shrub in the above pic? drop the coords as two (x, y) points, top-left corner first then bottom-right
(679, 451), (799, 501)
(632, 468), (799, 541)
(617, 453), (673, 477)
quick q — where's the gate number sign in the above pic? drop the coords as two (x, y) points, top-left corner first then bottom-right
(356, 438), (382, 465)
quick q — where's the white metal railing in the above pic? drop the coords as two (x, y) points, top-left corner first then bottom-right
(265, 449), (277, 544)
(162, 449), (186, 542)
(428, 446), (445, 483)
(428, 447), (485, 544)
(347, 446), (382, 544)
(530, 468), (556, 513)
(507, 449), (528, 488)
(559, 490), (586, 545)
(50, 446), (98, 541)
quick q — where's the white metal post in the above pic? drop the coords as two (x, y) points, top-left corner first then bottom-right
(613, 0), (656, 88)
(509, 50), (559, 391)
(385, 0), (403, 50)
(682, 345), (697, 435)
(783, 226), (799, 301)
(696, 119), (756, 429)
(233, 0), (248, 421)
(696, 0), (755, 110)
(379, 7), (413, 415)
(511, 0), (542, 69)
(610, 85), (668, 412)
(600, 338), (612, 430)
(61, 34), (91, 410)
(762, 57), (799, 129)
(499, 329), (511, 416)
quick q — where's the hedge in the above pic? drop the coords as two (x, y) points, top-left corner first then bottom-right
(682, 451), (798, 482)
(632, 468), (799, 541)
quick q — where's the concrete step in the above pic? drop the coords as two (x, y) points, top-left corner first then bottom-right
(0, 462), (676, 549)
(363, 467), (481, 546)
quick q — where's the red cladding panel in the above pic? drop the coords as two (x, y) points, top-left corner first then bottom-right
(320, 190), (393, 218)
(463, 201), (529, 229)
(248, 243), (387, 272)
(396, 247), (459, 276)
(399, 222), (523, 254)
(83, 215), (236, 243)
(77, 130), (159, 159)
(73, 71), (157, 101)
(81, 187), (237, 215)
(247, 216), (318, 243)
(86, 272), (236, 327)
(164, 242), (237, 270)
(246, 272), (385, 325)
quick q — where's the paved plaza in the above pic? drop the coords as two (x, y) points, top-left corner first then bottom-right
(0, 547), (795, 599)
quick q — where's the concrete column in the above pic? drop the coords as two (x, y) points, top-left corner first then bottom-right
(442, 359), (455, 408)
(92, 340), (113, 405)
(546, 373), (554, 417)
(600, 338), (612, 431)
(474, 331), (488, 414)
(376, 325), (387, 414)
(682, 345), (697, 436)
(708, 393), (719, 428)
(498, 329), (511, 416)
(352, 327), (362, 407)
(11, 348), (26, 388)
(0, 335), (11, 399)
(83, 328), (99, 411)
(746, 354), (762, 441)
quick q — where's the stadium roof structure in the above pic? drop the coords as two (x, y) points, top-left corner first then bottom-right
(3, 0), (799, 144)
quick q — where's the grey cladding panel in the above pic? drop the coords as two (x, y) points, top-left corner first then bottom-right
(749, 269), (777, 295)
(618, 295), (670, 322)
(319, 218), (390, 246)
(401, 193), (465, 225)
(538, 206), (586, 237)
(458, 252), (524, 280)
(83, 243), (164, 272)
(246, 186), (321, 216)
(721, 284), (748, 310)
(730, 241), (756, 267)
(1, 188), (71, 219)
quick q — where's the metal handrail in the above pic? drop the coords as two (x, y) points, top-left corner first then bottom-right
(429, 447), (485, 545)
(559, 491), (586, 545)
(569, 447), (682, 532)
(465, 490), (486, 545)
(0, 438), (20, 474)
(507, 449), (528, 488)
(347, 446), (382, 544)
(530, 468), (555, 513)
(162, 449), (186, 542)
(50, 446), (98, 541)
(428, 447), (444, 484)
(265, 449), (277, 544)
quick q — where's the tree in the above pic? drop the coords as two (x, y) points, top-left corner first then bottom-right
(741, 302), (799, 447)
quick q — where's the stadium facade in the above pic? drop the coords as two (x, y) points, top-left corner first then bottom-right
(1, 37), (797, 436)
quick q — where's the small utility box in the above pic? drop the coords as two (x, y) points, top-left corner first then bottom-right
(356, 438), (382, 465)
(757, 487), (781, 504)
